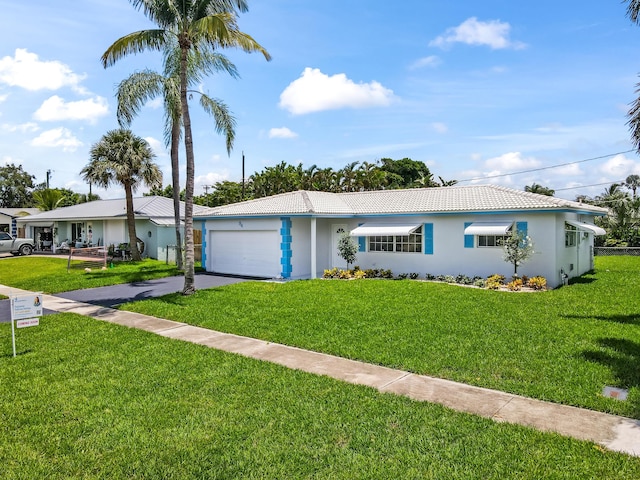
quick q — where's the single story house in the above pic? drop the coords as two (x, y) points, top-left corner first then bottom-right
(17, 196), (207, 260)
(195, 185), (608, 288)
(0, 208), (40, 237)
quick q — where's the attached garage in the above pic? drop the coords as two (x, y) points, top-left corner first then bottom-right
(208, 230), (281, 278)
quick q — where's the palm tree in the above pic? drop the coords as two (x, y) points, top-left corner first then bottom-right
(625, 174), (640, 199)
(81, 129), (162, 261)
(116, 45), (238, 270)
(524, 183), (555, 196)
(32, 189), (64, 211)
(102, 0), (270, 294)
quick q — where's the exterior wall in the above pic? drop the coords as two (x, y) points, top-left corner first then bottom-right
(202, 211), (601, 288)
(104, 220), (126, 248)
(555, 213), (598, 285)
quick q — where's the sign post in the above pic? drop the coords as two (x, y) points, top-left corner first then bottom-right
(10, 293), (43, 357)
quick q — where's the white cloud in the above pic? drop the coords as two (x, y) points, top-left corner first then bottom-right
(0, 49), (88, 93)
(33, 95), (109, 124)
(2, 122), (39, 133)
(195, 170), (231, 193)
(279, 67), (395, 115)
(430, 17), (526, 50)
(144, 136), (166, 156)
(409, 55), (441, 70)
(484, 152), (540, 171)
(30, 127), (83, 152)
(431, 122), (448, 134)
(599, 154), (640, 179)
(269, 127), (298, 139)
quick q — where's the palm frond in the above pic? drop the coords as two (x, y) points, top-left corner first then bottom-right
(102, 29), (170, 67)
(198, 94), (236, 154)
(116, 70), (166, 126)
(626, 0), (640, 24)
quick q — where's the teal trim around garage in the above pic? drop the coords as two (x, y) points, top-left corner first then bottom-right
(464, 222), (474, 248)
(424, 223), (433, 254)
(280, 217), (292, 278)
(201, 221), (207, 270)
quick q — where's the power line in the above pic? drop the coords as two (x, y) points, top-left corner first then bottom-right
(553, 180), (627, 192)
(456, 149), (636, 183)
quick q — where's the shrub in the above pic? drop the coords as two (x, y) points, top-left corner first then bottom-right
(444, 275), (456, 283)
(425, 273), (436, 281)
(353, 269), (367, 279)
(323, 268), (339, 279)
(381, 269), (394, 279)
(506, 278), (523, 291)
(473, 278), (486, 288)
(527, 276), (547, 291)
(409, 272), (419, 280)
(485, 274), (505, 290)
(397, 273), (408, 280)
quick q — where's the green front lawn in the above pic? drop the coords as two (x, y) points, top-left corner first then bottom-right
(122, 256), (640, 419)
(1, 314), (639, 478)
(0, 257), (181, 293)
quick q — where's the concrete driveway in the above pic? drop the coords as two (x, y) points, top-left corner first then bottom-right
(0, 273), (251, 322)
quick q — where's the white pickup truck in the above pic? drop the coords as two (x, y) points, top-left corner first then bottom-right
(0, 232), (35, 256)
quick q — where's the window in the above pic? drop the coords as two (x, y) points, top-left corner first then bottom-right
(477, 234), (509, 247)
(0, 232), (11, 240)
(565, 224), (577, 247)
(369, 226), (422, 253)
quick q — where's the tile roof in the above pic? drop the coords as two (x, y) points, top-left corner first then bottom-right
(196, 185), (608, 217)
(16, 196), (207, 222)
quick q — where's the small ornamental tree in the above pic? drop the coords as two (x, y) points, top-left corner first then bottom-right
(502, 230), (534, 277)
(337, 232), (358, 269)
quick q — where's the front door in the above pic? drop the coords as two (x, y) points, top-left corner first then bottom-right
(331, 223), (347, 268)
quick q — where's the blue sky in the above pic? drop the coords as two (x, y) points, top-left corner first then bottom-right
(2, 0), (640, 200)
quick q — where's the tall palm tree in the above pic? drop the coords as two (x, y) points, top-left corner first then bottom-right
(81, 129), (162, 261)
(116, 44), (238, 270)
(102, 0), (270, 294)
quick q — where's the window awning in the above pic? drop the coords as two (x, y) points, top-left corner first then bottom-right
(350, 223), (422, 236)
(565, 220), (606, 236)
(464, 222), (513, 236)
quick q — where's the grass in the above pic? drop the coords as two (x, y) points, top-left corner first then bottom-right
(121, 256), (640, 419)
(0, 256), (181, 293)
(1, 313), (640, 478)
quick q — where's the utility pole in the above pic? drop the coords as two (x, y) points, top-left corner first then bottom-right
(46, 169), (52, 189)
(242, 151), (245, 200)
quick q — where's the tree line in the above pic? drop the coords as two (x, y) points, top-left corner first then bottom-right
(0, 163), (99, 210)
(151, 157), (458, 208)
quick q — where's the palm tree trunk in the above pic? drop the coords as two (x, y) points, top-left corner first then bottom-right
(180, 42), (196, 295)
(125, 182), (141, 261)
(170, 120), (183, 270)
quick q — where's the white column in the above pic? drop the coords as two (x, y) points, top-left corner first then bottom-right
(310, 218), (317, 279)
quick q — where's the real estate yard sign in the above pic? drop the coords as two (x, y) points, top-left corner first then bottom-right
(10, 293), (43, 357)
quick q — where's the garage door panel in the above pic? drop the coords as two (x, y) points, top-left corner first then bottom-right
(210, 230), (280, 277)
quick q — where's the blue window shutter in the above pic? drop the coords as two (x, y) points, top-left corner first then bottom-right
(464, 222), (474, 248)
(424, 223), (433, 255)
(516, 221), (528, 236)
(357, 223), (366, 252)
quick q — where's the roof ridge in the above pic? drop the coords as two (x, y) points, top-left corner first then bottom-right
(300, 191), (315, 213)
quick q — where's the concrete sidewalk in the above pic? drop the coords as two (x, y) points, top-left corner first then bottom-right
(2, 284), (640, 457)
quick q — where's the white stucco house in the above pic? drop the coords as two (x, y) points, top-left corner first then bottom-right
(17, 196), (206, 260)
(195, 185), (608, 288)
(0, 208), (40, 237)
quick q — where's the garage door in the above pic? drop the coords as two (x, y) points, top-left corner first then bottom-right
(209, 230), (281, 278)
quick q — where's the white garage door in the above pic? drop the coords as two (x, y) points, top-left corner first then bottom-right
(209, 230), (281, 278)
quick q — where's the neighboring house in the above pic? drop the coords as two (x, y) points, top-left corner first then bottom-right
(195, 185), (608, 288)
(17, 196), (207, 260)
(0, 208), (40, 237)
